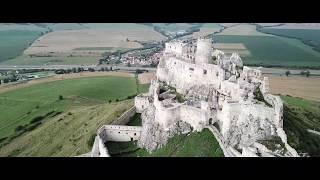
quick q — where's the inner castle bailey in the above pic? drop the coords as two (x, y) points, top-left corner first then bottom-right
(86, 37), (299, 157)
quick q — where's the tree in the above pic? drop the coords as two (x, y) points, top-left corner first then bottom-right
(127, 62), (131, 67)
(116, 99), (119, 102)
(59, 95), (63, 100)
(285, 70), (290, 77)
(100, 67), (105, 72)
(72, 68), (77, 73)
(108, 100), (112, 103)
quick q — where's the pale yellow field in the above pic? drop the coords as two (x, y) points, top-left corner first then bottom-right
(24, 28), (167, 57)
(267, 75), (320, 102)
(214, 43), (251, 56)
(214, 43), (247, 50)
(218, 24), (273, 36)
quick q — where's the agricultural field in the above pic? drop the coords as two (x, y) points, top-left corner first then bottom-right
(214, 35), (320, 67)
(0, 30), (44, 63)
(152, 23), (194, 32)
(0, 54), (100, 65)
(217, 24), (271, 36)
(282, 95), (320, 156)
(0, 75), (139, 156)
(259, 28), (320, 52)
(213, 43), (251, 56)
(24, 24), (166, 56)
(267, 75), (320, 102)
(107, 127), (224, 157)
(183, 23), (222, 39)
(0, 23), (167, 65)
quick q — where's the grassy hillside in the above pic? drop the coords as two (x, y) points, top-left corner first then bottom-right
(214, 35), (320, 68)
(107, 115), (224, 157)
(0, 76), (137, 142)
(0, 100), (134, 157)
(0, 30), (43, 62)
(282, 95), (320, 156)
(107, 129), (224, 157)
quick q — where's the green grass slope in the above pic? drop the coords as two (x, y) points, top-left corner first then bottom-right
(282, 95), (320, 156)
(0, 76), (137, 141)
(107, 116), (224, 157)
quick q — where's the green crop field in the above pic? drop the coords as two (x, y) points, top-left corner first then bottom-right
(260, 28), (320, 50)
(214, 35), (320, 68)
(0, 76), (137, 141)
(282, 95), (320, 156)
(0, 30), (43, 63)
(0, 55), (99, 65)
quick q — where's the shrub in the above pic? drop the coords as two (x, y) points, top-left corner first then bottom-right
(87, 134), (96, 147)
(116, 99), (119, 102)
(30, 116), (44, 124)
(59, 95), (63, 100)
(15, 125), (25, 132)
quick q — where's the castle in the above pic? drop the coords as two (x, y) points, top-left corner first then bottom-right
(85, 37), (299, 157)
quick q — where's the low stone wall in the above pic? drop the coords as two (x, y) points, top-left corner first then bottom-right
(99, 125), (142, 142)
(111, 106), (136, 125)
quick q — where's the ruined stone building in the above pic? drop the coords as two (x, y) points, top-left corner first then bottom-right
(86, 37), (299, 157)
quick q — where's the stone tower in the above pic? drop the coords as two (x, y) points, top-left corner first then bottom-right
(195, 37), (212, 65)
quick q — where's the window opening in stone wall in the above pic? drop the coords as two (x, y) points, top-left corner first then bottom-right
(203, 69), (207, 74)
(131, 137), (133, 141)
(134, 133), (136, 136)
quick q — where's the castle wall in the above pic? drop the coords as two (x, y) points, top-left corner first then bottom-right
(135, 96), (150, 113)
(218, 101), (277, 146)
(180, 105), (208, 131)
(99, 125), (142, 142)
(111, 106), (136, 125)
(157, 57), (224, 94)
(220, 81), (241, 100)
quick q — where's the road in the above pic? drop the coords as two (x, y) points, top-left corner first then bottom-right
(307, 129), (320, 136)
(0, 65), (157, 71)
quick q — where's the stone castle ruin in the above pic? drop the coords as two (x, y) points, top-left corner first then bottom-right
(85, 37), (299, 157)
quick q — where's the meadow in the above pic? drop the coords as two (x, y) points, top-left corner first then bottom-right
(214, 35), (320, 67)
(0, 30), (43, 63)
(282, 95), (320, 156)
(0, 76), (137, 142)
(107, 128), (224, 157)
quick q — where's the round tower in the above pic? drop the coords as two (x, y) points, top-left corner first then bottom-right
(195, 37), (212, 65)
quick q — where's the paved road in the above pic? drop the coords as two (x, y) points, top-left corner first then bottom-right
(0, 65), (157, 71)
